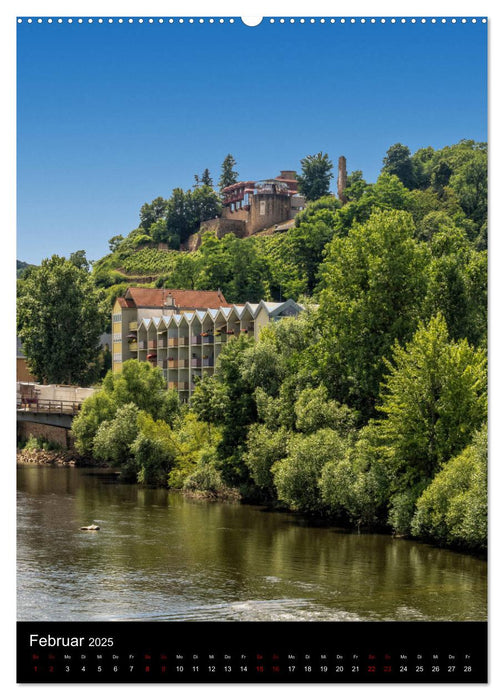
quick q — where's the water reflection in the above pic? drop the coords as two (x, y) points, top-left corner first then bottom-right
(17, 465), (487, 622)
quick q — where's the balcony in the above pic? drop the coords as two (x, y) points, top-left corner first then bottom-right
(129, 342), (138, 352)
(129, 321), (138, 331)
(201, 335), (214, 344)
(178, 336), (190, 346)
(148, 339), (157, 349)
(168, 381), (194, 391)
(138, 340), (147, 350)
(168, 338), (178, 348)
(157, 338), (168, 348)
(202, 357), (214, 367)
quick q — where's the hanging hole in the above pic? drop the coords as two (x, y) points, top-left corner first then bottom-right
(241, 17), (263, 27)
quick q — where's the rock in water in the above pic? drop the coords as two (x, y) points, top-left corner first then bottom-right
(80, 524), (100, 531)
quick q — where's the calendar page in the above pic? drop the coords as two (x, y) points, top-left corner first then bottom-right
(16, 10), (488, 684)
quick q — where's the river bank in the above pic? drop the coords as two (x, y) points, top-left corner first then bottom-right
(16, 452), (486, 558)
(17, 463), (487, 622)
(16, 447), (103, 467)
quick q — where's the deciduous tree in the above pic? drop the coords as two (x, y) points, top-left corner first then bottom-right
(296, 152), (333, 201)
(17, 255), (107, 385)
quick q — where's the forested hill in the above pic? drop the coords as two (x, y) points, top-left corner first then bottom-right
(18, 139), (488, 550)
(17, 260), (34, 278)
(91, 139), (487, 314)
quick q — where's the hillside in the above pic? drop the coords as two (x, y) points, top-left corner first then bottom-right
(17, 259), (34, 278)
(92, 139), (487, 313)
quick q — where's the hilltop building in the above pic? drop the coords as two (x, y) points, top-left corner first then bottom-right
(112, 287), (303, 399)
(198, 170), (305, 240)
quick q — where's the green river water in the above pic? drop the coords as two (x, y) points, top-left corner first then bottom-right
(17, 464), (487, 622)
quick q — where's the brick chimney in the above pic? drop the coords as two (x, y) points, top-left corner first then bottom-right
(337, 156), (348, 204)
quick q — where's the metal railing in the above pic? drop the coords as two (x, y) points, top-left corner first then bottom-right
(17, 398), (83, 415)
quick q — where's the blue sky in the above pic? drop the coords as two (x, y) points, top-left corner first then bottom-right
(17, 17), (487, 265)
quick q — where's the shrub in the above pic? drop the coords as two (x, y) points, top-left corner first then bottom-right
(92, 403), (140, 474)
(183, 463), (224, 494)
(411, 427), (487, 549)
(132, 433), (177, 486)
(273, 429), (346, 512)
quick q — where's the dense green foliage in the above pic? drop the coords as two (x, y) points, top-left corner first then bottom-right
(72, 360), (220, 487)
(70, 139), (487, 552)
(296, 152), (333, 201)
(17, 255), (108, 385)
(218, 154), (239, 193)
(411, 427), (487, 550)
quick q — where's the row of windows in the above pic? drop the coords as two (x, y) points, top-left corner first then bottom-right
(113, 353), (122, 362)
(112, 313), (122, 323)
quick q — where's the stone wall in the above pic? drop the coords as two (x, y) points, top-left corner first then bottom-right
(198, 218), (247, 239)
(249, 193), (291, 234)
(18, 421), (72, 448)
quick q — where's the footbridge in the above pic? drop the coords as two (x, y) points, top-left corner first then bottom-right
(17, 383), (94, 446)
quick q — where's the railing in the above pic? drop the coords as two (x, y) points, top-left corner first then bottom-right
(138, 340), (147, 350)
(148, 339), (157, 349)
(128, 321), (138, 331)
(129, 342), (138, 352)
(157, 338), (168, 348)
(17, 398), (83, 415)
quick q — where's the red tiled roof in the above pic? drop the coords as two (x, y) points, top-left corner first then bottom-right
(122, 287), (230, 309)
(117, 298), (136, 308)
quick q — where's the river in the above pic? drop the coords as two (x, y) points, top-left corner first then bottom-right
(17, 464), (487, 622)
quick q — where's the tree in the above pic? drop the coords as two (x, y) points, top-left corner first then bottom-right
(411, 426), (487, 550)
(381, 143), (415, 189)
(72, 360), (180, 455)
(218, 154), (239, 192)
(92, 403), (140, 471)
(17, 255), (107, 385)
(317, 209), (429, 417)
(377, 313), (487, 486)
(108, 234), (124, 252)
(343, 170), (369, 201)
(101, 359), (180, 422)
(191, 335), (256, 486)
(196, 168), (213, 187)
(273, 429), (346, 512)
(139, 196), (169, 232)
(69, 250), (90, 271)
(296, 152), (333, 201)
(190, 185), (222, 225)
(450, 150), (487, 228)
(165, 188), (192, 242)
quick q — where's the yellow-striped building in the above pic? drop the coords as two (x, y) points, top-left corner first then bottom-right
(112, 287), (303, 399)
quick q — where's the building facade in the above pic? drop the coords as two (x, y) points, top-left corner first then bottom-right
(112, 288), (303, 400)
(199, 171), (305, 238)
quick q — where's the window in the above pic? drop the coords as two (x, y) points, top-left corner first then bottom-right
(259, 200), (266, 216)
(112, 313), (122, 323)
(113, 333), (122, 342)
(113, 353), (122, 362)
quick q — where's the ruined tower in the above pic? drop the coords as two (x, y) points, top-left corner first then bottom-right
(337, 155), (348, 204)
